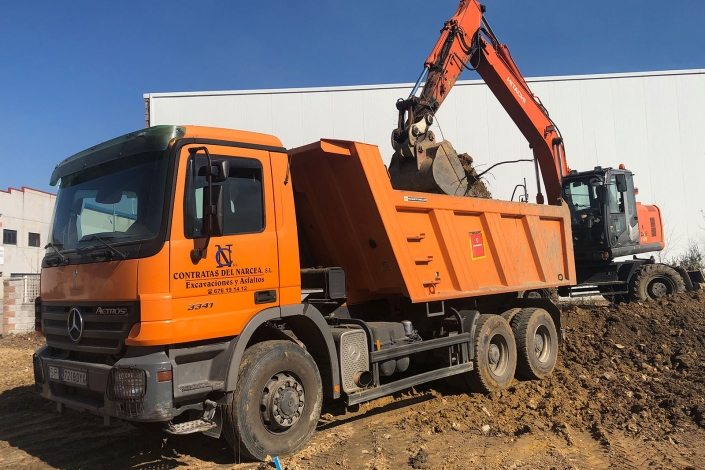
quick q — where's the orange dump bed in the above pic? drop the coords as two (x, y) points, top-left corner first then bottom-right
(290, 140), (575, 305)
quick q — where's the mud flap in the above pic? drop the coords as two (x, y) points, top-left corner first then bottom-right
(203, 407), (222, 439)
(673, 266), (695, 292)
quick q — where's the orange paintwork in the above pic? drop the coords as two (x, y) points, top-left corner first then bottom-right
(44, 126), (573, 347)
(290, 140), (575, 305)
(42, 260), (139, 302)
(125, 126), (298, 346)
(636, 202), (665, 249)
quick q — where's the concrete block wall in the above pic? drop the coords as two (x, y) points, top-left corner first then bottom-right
(2, 278), (35, 335)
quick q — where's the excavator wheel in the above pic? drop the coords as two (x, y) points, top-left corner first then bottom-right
(510, 308), (558, 380)
(629, 264), (685, 302)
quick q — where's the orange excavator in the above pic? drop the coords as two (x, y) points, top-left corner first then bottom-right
(391, 0), (703, 302)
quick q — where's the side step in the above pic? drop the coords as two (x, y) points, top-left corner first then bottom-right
(346, 362), (473, 406)
(164, 419), (217, 435)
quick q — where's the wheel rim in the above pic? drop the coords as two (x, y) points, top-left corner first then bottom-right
(533, 325), (552, 363)
(647, 278), (673, 298)
(260, 372), (305, 433)
(487, 334), (509, 376)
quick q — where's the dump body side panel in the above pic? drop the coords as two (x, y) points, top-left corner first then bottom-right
(290, 140), (574, 304)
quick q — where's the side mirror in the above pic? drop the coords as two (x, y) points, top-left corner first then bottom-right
(615, 174), (628, 193)
(212, 160), (230, 183)
(203, 184), (224, 238)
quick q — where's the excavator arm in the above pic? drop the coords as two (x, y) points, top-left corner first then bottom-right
(392, 0), (569, 204)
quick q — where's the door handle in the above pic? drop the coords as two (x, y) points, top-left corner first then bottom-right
(254, 290), (277, 305)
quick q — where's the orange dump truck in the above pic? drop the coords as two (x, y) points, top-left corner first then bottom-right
(33, 125), (574, 460)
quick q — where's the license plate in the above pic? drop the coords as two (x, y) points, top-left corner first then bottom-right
(49, 365), (60, 380)
(62, 368), (87, 387)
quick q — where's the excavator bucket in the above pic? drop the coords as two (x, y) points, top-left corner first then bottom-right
(388, 140), (490, 198)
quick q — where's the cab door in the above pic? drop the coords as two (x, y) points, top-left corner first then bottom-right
(169, 143), (280, 342)
(607, 172), (639, 249)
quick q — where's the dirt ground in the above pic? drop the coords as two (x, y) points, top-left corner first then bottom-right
(2, 293), (705, 469)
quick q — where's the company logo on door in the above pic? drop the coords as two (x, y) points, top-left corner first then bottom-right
(215, 244), (233, 267)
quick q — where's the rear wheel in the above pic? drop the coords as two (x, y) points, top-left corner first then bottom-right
(223, 340), (322, 461)
(510, 308), (558, 380)
(451, 314), (516, 394)
(630, 264), (685, 302)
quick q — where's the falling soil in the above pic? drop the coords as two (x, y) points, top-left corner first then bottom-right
(2, 292), (705, 468)
(457, 152), (492, 199)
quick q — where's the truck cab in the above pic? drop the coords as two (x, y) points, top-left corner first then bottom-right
(35, 125), (297, 421)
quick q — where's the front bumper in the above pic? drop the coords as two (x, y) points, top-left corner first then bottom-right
(33, 345), (175, 422)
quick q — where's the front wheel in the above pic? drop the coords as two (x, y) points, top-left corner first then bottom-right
(223, 340), (323, 461)
(630, 264), (685, 302)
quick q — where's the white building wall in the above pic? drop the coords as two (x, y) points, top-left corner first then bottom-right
(0, 187), (56, 278)
(146, 69), (705, 259)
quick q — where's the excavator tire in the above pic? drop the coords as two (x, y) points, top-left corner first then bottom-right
(510, 308), (558, 380)
(450, 314), (516, 394)
(629, 264), (685, 302)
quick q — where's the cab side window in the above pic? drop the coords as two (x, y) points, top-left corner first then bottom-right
(608, 176), (624, 214)
(184, 155), (265, 238)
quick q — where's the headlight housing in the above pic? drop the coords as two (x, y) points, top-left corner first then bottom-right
(107, 367), (146, 401)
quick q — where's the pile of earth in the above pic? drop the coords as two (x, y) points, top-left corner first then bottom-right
(389, 292), (705, 445)
(456, 152), (492, 199)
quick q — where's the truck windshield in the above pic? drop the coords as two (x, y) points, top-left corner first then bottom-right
(48, 150), (169, 253)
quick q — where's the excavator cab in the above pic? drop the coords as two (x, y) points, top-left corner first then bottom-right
(562, 167), (644, 261)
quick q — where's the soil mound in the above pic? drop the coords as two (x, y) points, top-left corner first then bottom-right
(395, 292), (705, 444)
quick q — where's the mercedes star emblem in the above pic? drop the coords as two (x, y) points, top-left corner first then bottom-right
(67, 307), (84, 343)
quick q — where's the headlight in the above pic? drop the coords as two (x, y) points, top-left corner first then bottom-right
(107, 367), (146, 401)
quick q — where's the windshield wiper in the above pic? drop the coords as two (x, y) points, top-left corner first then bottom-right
(44, 242), (69, 265)
(79, 235), (127, 260)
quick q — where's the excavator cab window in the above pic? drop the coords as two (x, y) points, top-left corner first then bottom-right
(562, 176), (606, 252)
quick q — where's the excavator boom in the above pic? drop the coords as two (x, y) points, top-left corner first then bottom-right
(391, 0), (569, 203)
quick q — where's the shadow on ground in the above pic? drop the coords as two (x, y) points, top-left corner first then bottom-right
(0, 385), (239, 469)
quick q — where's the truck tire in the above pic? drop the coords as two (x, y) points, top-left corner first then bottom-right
(630, 264), (685, 302)
(500, 308), (522, 324)
(510, 308), (558, 380)
(223, 340), (323, 461)
(457, 314), (517, 394)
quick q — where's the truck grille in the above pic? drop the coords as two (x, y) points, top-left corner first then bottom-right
(42, 302), (139, 355)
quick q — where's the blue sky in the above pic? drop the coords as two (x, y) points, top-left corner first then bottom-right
(1, 0), (703, 193)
